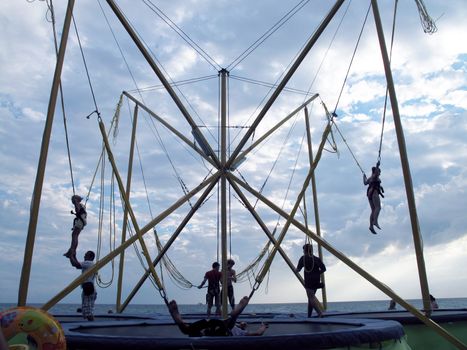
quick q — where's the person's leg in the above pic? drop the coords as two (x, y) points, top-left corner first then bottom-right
(305, 288), (313, 317)
(228, 285), (235, 309)
(214, 292), (221, 316)
(168, 300), (192, 335)
(306, 289), (323, 317)
(368, 198), (376, 234)
(64, 226), (81, 257)
(224, 296), (249, 330)
(206, 292), (213, 318)
(372, 192), (381, 229)
(82, 293), (91, 320)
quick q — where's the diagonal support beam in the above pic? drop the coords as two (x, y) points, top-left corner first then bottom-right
(41, 168), (219, 311)
(123, 92), (217, 168)
(228, 177), (305, 286)
(119, 177), (219, 312)
(106, 0), (220, 168)
(231, 94), (319, 170)
(116, 103), (139, 311)
(233, 171), (467, 350)
(18, 0), (76, 306)
(226, 0), (344, 170)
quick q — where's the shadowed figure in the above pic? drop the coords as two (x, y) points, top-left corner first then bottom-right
(168, 296), (268, 337)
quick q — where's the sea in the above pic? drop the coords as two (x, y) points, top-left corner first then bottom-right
(2, 297), (466, 316)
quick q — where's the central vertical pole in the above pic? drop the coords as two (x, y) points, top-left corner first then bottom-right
(220, 69), (229, 317)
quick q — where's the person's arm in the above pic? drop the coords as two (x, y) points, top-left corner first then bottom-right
(318, 258), (326, 274)
(246, 323), (268, 336)
(198, 276), (207, 289)
(70, 256), (82, 269)
(295, 256), (303, 273)
(231, 269), (237, 283)
(363, 174), (369, 185)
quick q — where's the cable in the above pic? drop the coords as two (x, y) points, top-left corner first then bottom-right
(378, 0), (398, 165)
(126, 75), (218, 94)
(227, 0), (311, 71)
(301, 0), (353, 104)
(71, 15), (100, 117)
(333, 2), (371, 114)
(142, 0), (221, 71)
(46, 0), (76, 195)
(230, 75), (312, 96)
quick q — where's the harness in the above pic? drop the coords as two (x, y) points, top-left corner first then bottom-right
(73, 204), (87, 227)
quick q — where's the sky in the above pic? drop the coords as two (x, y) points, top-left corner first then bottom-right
(0, 0), (466, 309)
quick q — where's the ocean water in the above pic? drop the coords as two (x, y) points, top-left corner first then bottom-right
(2, 297), (466, 316)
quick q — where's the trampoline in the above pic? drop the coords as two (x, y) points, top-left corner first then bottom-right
(63, 317), (406, 350)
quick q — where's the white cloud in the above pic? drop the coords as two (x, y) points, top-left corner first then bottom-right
(0, 0), (466, 307)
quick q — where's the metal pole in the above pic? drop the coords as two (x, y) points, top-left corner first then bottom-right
(232, 94), (319, 169)
(42, 171), (219, 311)
(304, 106), (327, 309)
(219, 69), (229, 317)
(233, 172), (467, 350)
(98, 119), (166, 297)
(116, 104), (138, 312)
(18, 0), (76, 306)
(371, 0), (431, 315)
(120, 179), (218, 312)
(123, 92), (216, 167)
(105, 0), (220, 167)
(226, 0), (344, 169)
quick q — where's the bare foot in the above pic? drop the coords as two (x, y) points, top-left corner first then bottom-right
(369, 227), (377, 234)
(168, 300), (190, 334)
(168, 300), (183, 323)
(374, 223), (381, 230)
(231, 296), (249, 318)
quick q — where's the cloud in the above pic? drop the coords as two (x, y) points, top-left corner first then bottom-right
(1, 0), (466, 306)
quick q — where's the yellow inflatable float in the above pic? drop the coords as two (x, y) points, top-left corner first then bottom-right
(0, 307), (66, 350)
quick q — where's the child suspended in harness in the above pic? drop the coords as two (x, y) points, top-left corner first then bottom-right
(64, 195), (87, 260)
(363, 164), (384, 234)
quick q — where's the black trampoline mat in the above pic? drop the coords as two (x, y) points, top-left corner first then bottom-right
(72, 321), (358, 337)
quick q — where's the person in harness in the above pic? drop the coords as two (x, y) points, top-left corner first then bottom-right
(363, 164), (384, 234)
(64, 194), (87, 260)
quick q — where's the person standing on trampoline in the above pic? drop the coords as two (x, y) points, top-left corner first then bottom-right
(222, 259), (237, 310)
(296, 243), (326, 318)
(198, 262), (222, 317)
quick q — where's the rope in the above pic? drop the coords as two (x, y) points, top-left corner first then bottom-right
(46, 0), (75, 195)
(302, 0), (353, 104)
(126, 75), (218, 94)
(230, 75), (312, 96)
(71, 15), (100, 119)
(248, 108), (302, 209)
(227, 0), (311, 71)
(378, 0), (399, 165)
(153, 230), (195, 289)
(414, 0), (437, 34)
(324, 100), (365, 174)
(142, 0), (221, 71)
(84, 98), (121, 206)
(333, 2), (371, 115)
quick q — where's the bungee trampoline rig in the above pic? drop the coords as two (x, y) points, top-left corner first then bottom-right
(12, 0), (467, 349)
